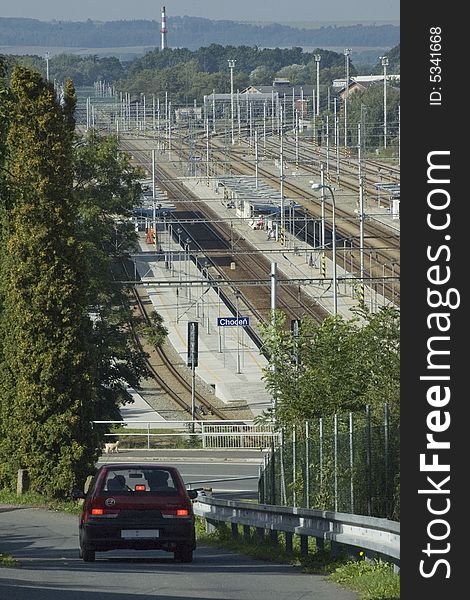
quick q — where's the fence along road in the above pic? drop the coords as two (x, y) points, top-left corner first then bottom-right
(194, 496), (400, 571)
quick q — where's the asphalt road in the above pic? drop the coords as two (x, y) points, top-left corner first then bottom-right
(97, 449), (264, 500)
(0, 506), (357, 600)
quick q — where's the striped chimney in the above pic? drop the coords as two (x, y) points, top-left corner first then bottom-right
(161, 6), (167, 50)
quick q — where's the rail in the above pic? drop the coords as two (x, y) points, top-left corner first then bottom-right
(94, 419), (279, 450)
(193, 496), (400, 569)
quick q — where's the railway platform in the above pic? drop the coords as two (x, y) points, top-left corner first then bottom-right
(134, 233), (273, 418)
(129, 154), (396, 414)
(177, 176), (392, 318)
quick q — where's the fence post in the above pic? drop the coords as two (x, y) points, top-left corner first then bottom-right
(305, 421), (310, 508)
(319, 417), (323, 488)
(334, 414), (338, 512)
(258, 461), (264, 504)
(280, 427), (286, 504)
(292, 423), (297, 507)
(270, 437), (276, 505)
(349, 412), (354, 514)
(264, 453), (269, 503)
(147, 422), (150, 450)
(366, 405), (372, 516)
(202, 421), (206, 449)
(384, 402), (390, 517)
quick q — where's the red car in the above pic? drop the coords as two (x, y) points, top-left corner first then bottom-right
(73, 463), (197, 563)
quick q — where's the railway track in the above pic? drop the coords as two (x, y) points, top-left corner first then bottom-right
(122, 137), (329, 324)
(169, 133), (401, 303)
(121, 259), (228, 421)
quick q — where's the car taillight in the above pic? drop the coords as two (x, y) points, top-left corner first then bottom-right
(161, 507), (191, 518)
(84, 505), (120, 522)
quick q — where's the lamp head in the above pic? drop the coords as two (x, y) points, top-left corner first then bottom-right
(310, 181), (323, 191)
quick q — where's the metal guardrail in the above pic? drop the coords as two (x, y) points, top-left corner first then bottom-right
(193, 496), (400, 569)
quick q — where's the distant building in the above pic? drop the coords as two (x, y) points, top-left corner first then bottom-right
(203, 79), (315, 123)
(333, 75), (400, 96)
(175, 106), (203, 123)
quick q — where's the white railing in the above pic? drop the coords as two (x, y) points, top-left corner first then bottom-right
(93, 420), (279, 450)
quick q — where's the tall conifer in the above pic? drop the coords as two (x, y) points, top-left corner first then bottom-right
(0, 67), (100, 496)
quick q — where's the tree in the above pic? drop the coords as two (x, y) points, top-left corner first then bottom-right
(72, 130), (151, 420)
(249, 66), (274, 86)
(0, 67), (161, 498)
(260, 307), (399, 424)
(346, 84), (400, 149)
(0, 67), (100, 496)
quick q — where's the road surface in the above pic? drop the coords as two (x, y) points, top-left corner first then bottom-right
(0, 505), (357, 600)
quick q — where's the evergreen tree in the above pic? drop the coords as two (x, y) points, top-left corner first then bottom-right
(0, 67), (100, 496)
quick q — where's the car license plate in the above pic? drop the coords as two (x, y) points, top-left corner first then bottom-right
(121, 529), (160, 539)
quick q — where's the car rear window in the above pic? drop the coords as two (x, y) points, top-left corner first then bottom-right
(100, 468), (179, 495)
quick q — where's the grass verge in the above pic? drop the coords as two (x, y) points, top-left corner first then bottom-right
(0, 553), (20, 568)
(195, 518), (400, 600)
(0, 489), (81, 515)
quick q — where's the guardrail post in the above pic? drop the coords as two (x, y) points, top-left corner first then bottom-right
(206, 518), (218, 534)
(243, 525), (251, 541)
(300, 534), (309, 557)
(315, 536), (325, 551)
(331, 540), (341, 559)
(269, 529), (278, 546)
(147, 422), (151, 450)
(285, 532), (293, 554)
(256, 527), (265, 542)
(231, 523), (239, 539)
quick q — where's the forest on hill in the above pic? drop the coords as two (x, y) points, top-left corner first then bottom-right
(0, 16), (399, 50)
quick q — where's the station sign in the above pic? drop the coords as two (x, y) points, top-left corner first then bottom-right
(187, 321), (198, 367)
(217, 317), (250, 327)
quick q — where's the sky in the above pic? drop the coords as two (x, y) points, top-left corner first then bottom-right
(0, 0), (399, 23)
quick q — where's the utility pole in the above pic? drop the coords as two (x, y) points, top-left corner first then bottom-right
(45, 52), (50, 81)
(228, 59), (236, 145)
(381, 56), (389, 149)
(314, 54), (321, 116)
(344, 48), (351, 148)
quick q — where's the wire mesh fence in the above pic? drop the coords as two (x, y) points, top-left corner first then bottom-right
(259, 404), (399, 520)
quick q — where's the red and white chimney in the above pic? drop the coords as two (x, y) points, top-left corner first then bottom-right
(161, 6), (167, 50)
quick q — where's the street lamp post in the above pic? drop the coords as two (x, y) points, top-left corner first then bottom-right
(45, 52), (50, 81)
(344, 48), (351, 148)
(228, 59), (236, 145)
(381, 56), (389, 149)
(310, 182), (338, 315)
(314, 54), (321, 116)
